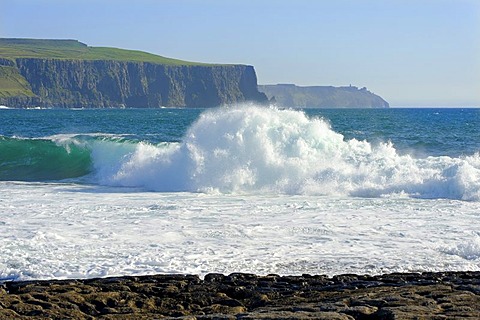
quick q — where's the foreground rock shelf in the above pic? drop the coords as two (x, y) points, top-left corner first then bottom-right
(1, 271), (479, 319)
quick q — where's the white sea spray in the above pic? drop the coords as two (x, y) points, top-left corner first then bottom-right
(90, 105), (480, 201)
(2, 106), (480, 281)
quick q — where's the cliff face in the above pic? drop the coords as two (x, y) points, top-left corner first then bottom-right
(259, 84), (389, 108)
(1, 58), (266, 108)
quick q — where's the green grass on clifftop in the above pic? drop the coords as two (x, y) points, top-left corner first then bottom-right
(0, 38), (213, 66)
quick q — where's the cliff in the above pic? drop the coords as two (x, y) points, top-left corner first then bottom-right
(0, 39), (267, 108)
(259, 84), (389, 108)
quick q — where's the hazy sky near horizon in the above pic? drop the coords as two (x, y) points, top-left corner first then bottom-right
(2, 0), (480, 106)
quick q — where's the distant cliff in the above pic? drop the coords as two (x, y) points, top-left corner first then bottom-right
(259, 84), (389, 108)
(0, 39), (267, 108)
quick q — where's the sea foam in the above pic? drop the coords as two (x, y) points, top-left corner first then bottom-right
(91, 105), (479, 200)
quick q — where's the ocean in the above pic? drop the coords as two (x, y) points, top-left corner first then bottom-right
(1, 105), (479, 281)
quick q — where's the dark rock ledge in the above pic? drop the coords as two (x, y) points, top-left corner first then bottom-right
(1, 271), (479, 319)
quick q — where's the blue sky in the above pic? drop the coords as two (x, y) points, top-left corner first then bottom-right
(2, 0), (480, 106)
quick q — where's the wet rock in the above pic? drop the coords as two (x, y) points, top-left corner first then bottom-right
(0, 271), (478, 319)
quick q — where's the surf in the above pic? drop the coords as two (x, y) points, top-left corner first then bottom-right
(0, 134), (139, 181)
(1, 105), (479, 201)
(94, 105), (480, 201)
(0, 135), (92, 181)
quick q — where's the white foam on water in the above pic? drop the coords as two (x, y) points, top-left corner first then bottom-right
(89, 105), (480, 201)
(2, 105), (479, 281)
(1, 181), (479, 281)
(442, 236), (480, 260)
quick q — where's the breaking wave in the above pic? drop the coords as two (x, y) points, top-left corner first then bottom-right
(2, 105), (479, 200)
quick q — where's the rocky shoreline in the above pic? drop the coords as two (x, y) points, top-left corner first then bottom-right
(1, 271), (479, 319)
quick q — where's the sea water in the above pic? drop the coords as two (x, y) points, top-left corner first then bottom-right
(0, 105), (479, 281)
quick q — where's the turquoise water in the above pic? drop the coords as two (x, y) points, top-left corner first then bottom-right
(0, 106), (479, 199)
(1, 105), (480, 281)
(2, 107), (479, 154)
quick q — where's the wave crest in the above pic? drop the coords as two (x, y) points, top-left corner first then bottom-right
(0, 135), (92, 181)
(95, 105), (480, 201)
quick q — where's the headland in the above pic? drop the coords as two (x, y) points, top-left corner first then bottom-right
(0, 38), (267, 108)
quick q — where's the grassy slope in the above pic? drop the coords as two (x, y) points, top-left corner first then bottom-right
(0, 38), (211, 65)
(0, 66), (35, 98)
(0, 38), (216, 98)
